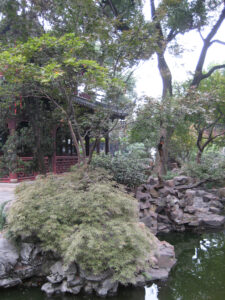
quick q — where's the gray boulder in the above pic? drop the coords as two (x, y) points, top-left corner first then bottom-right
(0, 278), (22, 288)
(96, 278), (118, 297)
(145, 268), (170, 281)
(80, 268), (112, 282)
(200, 214), (225, 228)
(173, 176), (192, 186)
(41, 282), (56, 295)
(0, 235), (19, 279)
(20, 243), (34, 264)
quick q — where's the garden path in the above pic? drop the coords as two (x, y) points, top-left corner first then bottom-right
(0, 183), (18, 206)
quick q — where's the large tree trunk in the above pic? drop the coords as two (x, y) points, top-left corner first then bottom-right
(67, 119), (82, 165)
(156, 52), (173, 178)
(150, 0), (173, 180)
(196, 150), (202, 164)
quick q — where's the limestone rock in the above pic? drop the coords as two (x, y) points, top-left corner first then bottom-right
(0, 235), (19, 278)
(80, 268), (112, 282)
(96, 278), (118, 297)
(41, 282), (56, 295)
(173, 176), (192, 186)
(140, 215), (157, 234)
(147, 176), (157, 185)
(157, 223), (171, 233)
(84, 282), (93, 294)
(50, 261), (64, 276)
(70, 284), (83, 294)
(218, 187), (225, 199)
(203, 193), (218, 202)
(156, 241), (176, 269)
(136, 191), (150, 201)
(20, 243), (34, 264)
(149, 188), (159, 198)
(209, 200), (224, 209)
(0, 278), (22, 288)
(67, 276), (83, 287)
(183, 206), (196, 214)
(146, 268), (170, 281)
(48, 261), (64, 283)
(137, 178), (225, 234)
(135, 274), (146, 287)
(200, 214), (225, 228)
(209, 207), (221, 214)
(60, 280), (68, 293)
(139, 201), (151, 210)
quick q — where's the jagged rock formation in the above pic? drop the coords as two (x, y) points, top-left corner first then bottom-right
(0, 234), (176, 296)
(137, 176), (225, 234)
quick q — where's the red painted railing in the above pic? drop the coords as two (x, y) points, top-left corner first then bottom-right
(0, 155), (78, 182)
(56, 156), (78, 173)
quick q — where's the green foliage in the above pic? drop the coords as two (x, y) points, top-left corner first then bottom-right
(183, 150), (225, 183)
(7, 168), (157, 284)
(162, 170), (181, 180)
(130, 72), (225, 166)
(0, 0), (43, 43)
(0, 132), (19, 174)
(0, 131), (34, 176)
(169, 123), (196, 162)
(91, 144), (150, 188)
(0, 202), (7, 230)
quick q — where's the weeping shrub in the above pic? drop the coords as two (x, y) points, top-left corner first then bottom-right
(7, 167), (157, 283)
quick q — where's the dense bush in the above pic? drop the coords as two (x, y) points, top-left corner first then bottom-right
(183, 151), (225, 183)
(91, 144), (150, 188)
(7, 167), (157, 283)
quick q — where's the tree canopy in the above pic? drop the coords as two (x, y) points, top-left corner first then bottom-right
(0, 0), (224, 175)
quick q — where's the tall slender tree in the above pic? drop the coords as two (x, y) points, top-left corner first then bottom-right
(149, 0), (225, 179)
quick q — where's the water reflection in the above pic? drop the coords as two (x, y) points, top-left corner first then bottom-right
(145, 284), (158, 300)
(157, 230), (225, 300)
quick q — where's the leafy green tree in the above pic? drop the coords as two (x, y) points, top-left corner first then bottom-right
(0, 33), (126, 166)
(184, 71), (225, 163)
(148, 0), (225, 178)
(0, 0), (44, 43)
(130, 68), (225, 167)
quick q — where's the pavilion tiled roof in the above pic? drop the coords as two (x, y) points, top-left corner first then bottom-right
(72, 95), (128, 119)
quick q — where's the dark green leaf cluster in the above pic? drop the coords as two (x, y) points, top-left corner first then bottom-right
(91, 149), (149, 188)
(161, 0), (223, 36)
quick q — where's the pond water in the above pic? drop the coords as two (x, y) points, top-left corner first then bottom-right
(1, 230), (225, 300)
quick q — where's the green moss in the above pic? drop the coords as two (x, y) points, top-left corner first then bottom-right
(7, 167), (157, 283)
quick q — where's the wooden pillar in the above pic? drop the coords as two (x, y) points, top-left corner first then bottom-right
(105, 133), (109, 155)
(7, 119), (17, 135)
(52, 126), (57, 174)
(7, 118), (18, 183)
(85, 134), (90, 156)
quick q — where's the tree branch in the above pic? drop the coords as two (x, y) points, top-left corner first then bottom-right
(191, 6), (225, 87)
(201, 64), (225, 80)
(167, 29), (178, 42)
(106, 0), (119, 17)
(198, 29), (205, 42)
(210, 39), (225, 46)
